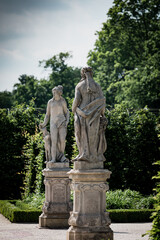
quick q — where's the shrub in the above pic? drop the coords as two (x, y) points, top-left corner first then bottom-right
(0, 200), (41, 223)
(0, 101), (40, 199)
(0, 200), (153, 223)
(106, 189), (155, 209)
(108, 209), (154, 223)
(105, 105), (159, 194)
(22, 131), (45, 198)
(21, 193), (45, 210)
(148, 159), (160, 239)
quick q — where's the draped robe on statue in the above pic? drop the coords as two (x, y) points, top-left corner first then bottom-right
(72, 73), (107, 162)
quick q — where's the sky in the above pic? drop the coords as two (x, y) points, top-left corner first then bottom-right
(0, 0), (114, 92)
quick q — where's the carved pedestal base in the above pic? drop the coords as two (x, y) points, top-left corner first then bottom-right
(67, 169), (113, 240)
(39, 162), (72, 229)
(67, 226), (113, 240)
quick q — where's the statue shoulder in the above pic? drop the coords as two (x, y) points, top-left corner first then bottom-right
(60, 97), (67, 106)
(48, 99), (53, 105)
(76, 80), (86, 90)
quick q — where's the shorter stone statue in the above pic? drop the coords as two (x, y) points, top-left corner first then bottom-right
(39, 85), (69, 163)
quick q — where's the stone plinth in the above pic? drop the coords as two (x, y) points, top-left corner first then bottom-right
(67, 169), (113, 240)
(73, 161), (104, 170)
(39, 162), (72, 229)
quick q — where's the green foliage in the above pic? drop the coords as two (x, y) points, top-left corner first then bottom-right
(17, 193), (45, 210)
(87, 0), (160, 108)
(0, 200), (41, 222)
(22, 131), (45, 198)
(105, 105), (159, 194)
(0, 200), (153, 223)
(65, 97), (75, 160)
(12, 53), (80, 109)
(148, 159), (160, 239)
(0, 91), (13, 108)
(0, 101), (40, 199)
(106, 189), (155, 209)
(108, 209), (153, 223)
(12, 74), (51, 109)
(39, 52), (80, 100)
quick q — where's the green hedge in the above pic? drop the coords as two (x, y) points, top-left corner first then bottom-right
(0, 200), (154, 223)
(0, 200), (41, 223)
(108, 209), (154, 223)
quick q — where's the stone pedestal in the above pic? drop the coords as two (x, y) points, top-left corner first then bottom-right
(39, 162), (72, 229)
(67, 167), (113, 240)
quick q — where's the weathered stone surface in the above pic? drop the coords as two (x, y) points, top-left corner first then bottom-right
(67, 226), (113, 240)
(67, 169), (113, 240)
(68, 169), (111, 182)
(39, 85), (69, 163)
(73, 161), (104, 170)
(39, 214), (69, 229)
(39, 167), (72, 229)
(46, 161), (69, 169)
(72, 67), (108, 165)
(67, 67), (113, 239)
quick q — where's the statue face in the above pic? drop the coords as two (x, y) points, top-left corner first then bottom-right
(52, 89), (61, 99)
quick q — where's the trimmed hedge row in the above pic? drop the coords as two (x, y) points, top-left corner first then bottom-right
(0, 200), (41, 223)
(108, 209), (154, 223)
(0, 200), (154, 223)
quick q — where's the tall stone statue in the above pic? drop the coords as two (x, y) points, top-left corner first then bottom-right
(39, 85), (69, 163)
(67, 68), (113, 240)
(72, 67), (107, 163)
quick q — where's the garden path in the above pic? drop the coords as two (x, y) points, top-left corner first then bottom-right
(0, 214), (151, 240)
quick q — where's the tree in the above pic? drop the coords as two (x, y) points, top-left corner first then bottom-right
(12, 53), (81, 109)
(104, 105), (159, 194)
(0, 91), (13, 108)
(87, 0), (160, 108)
(39, 52), (80, 100)
(0, 101), (40, 199)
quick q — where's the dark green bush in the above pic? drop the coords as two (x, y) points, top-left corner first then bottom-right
(0, 200), (153, 223)
(108, 209), (154, 223)
(148, 159), (160, 239)
(22, 131), (45, 198)
(0, 200), (41, 223)
(0, 101), (41, 199)
(105, 106), (159, 194)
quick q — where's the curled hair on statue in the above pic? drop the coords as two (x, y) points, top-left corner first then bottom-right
(80, 67), (93, 81)
(52, 85), (63, 95)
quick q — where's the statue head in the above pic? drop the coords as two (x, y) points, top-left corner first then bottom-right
(52, 85), (63, 99)
(81, 67), (93, 79)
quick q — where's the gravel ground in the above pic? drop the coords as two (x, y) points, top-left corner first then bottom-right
(0, 214), (152, 240)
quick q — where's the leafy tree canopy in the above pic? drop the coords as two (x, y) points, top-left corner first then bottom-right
(0, 91), (13, 108)
(10, 52), (81, 109)
(87, 0), (160, 108)
(39, 52), (80, 101)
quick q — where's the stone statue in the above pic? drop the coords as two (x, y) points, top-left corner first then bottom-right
(39, 85), (69, 163)
(39, 126), (51, 162)
(72, 67), (107, 162)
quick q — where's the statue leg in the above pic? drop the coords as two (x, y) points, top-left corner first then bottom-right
(58, 126), (67, 154)
(50, 127), (58, 162)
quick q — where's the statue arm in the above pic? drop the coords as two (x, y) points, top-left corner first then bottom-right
(72, 86), (81, 113)
(39, 101), (50, 128)
(62, 99), (70, 125)
(98, 85), (106, 116)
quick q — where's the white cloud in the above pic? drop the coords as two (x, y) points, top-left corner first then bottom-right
(0, 0), (114, 91)
(0, 48), (24, 60)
